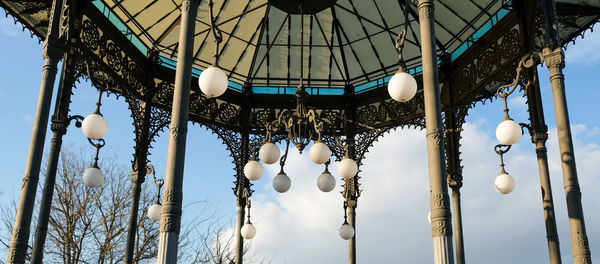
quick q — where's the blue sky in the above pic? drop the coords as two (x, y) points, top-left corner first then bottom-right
(1, 13), (599, 263)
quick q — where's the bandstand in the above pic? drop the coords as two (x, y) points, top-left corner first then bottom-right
(1, 0), (598, 263)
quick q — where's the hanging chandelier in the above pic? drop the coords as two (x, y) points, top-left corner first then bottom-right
(242, 5), (360, 190)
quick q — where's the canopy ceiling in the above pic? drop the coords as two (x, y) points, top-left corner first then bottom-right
(97, 0), (508, 88)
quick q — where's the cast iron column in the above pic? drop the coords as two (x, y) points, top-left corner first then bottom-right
(124, 155), (148, 263)
(444, 112), (464, 264)
(450, 188), (464, 264)
(344, 84), (357, 264)
(157, 0), (198, 263)
(236, 86), (251, 264)
(543, 47), (591, 263)
(348, 200), (357, 264)
(441, 52), (465, 264)
(30, 52), (76, 264)
(124, 100), (151, 264)
(540, 0), (591, 263)
(418, 1), (454, 263)
(445, 121), (464, 264)
(7, 0), (64, 262)
(525, 69), (562, 264)
(235, 197), (246, 264)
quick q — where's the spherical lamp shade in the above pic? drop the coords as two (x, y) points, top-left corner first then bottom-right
(241, 223), (256, 239)
(339, 223), (355, 240)
(259, 142), (280, 164)
(272, 172), (291, 193)
(199, 66), (228, 98)
(81, 113), (108, 139)
(338, 158), (358, 179)
(495, 173), (516, 194)
(147, 203), (162, 221)
(309, 141), (331, 164)
(495, 119), (522, 145)
(387, 71), (418, 102)
(317, 172), (336, 192)
(244, 160), (264, 181)
(83, 167), (105, 188)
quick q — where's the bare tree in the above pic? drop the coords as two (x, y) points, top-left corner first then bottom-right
(0, 147), (270, 264)
(182, 216), (271, 264)
(0, 148), (159, 263)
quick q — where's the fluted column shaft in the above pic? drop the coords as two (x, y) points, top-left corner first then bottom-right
(156, 0), (199, 263)
(418, 1), (454, 263)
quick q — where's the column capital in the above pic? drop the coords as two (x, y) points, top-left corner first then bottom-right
(130, 169), (146, 184)
(347, 199), (357, 209)
(543, 47), (564, 70)
(448, 174), (463, 189)
(532, 130), (549, 144)
(418, 0), (435, 12)
(50, 119), (68, 135)
(181, 0), (201, 11)
(42, 39), (65, 61)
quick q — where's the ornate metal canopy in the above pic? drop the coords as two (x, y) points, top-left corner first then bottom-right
(1, 0), (598, 134)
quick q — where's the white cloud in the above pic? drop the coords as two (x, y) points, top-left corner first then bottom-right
(238, 122), (600, 263)
(565, 28), (600, 67)
(22, 113), (33, 125)
(509, 95), (528, 112)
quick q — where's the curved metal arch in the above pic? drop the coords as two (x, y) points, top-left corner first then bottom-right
(188, 122), (255, 197)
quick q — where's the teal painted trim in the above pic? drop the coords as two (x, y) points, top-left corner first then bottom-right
(92, 0), (148, 55)
(450, 6), (511, 61)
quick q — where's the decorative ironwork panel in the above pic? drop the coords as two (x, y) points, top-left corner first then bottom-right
(451, 24), (522, 108)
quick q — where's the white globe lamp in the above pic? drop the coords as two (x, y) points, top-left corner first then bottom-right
(147, 203), (162, 221)
(259, 142), (280, 164)
(339, 223), (355, 240)
(81, 113), (108, 139)
(496, 119), (522, 145)
(272, 172), (291, 193)
(338, 158), (358, 179)
(317, 171), (336, 192)
(495, 172), (516, 194)
(241, 223), (256, 239)
(199, 66), (228, 98)
(309, 141), (331, 164)
(244, 160), (264, 181)
(83, 166), (104, 188)
(387, 71), (417, 102)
